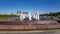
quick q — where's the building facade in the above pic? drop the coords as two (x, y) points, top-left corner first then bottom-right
(17, 11), (40, 21)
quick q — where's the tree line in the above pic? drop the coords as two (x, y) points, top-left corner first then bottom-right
(0, 14), (19, 17)
(40, 12), (60, 16)
(0, 12), (60, 17)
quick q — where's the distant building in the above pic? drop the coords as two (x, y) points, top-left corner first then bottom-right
(16, 11), (40, 20)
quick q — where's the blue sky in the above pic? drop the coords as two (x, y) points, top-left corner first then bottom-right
(0, 0), (60, 14)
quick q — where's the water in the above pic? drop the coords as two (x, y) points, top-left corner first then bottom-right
(4, 17), (53, 21)
(39, 17), (54, 21)
(4, 18), (20, 21)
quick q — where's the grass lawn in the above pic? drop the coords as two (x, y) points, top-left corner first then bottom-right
(0, 17), (18, 20)
(0, 17), (7, 20)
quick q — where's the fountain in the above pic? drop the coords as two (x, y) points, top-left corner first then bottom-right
(0, 11), (58, 25)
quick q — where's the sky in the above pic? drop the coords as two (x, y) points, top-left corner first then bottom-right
(0, 0), (60, 14)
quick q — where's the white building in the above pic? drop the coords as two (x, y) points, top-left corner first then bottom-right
(17, 11), (40, 21)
